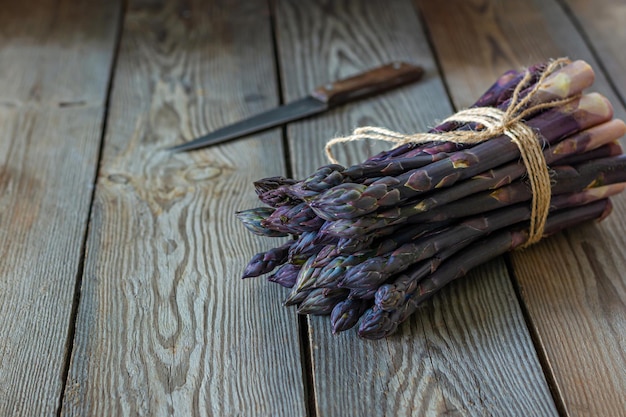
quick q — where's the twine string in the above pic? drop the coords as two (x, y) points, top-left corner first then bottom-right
(324, 58), (577, 247)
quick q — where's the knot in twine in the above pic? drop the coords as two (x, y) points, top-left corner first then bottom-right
(325, 58), (578, 248)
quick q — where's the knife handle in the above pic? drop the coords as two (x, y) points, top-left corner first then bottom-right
(311, 62), (424, 107)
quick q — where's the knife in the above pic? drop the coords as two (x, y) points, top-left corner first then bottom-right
(166, 61), (424, 152)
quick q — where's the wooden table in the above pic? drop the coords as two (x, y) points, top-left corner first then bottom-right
(1, 0), (624, 416)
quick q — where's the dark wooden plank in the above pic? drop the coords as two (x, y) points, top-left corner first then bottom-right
(416, 0), (625, 119)
(561, 0), (626, 103)
(416, 0), (626, 415)
(0, 1), (120, 416)
(61, 1), (306, 416)
(274, 0), (558, 415)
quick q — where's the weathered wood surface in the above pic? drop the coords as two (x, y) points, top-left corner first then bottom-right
(274, 0), (557, 415)
(0, 1), (120, 416)
(61, 1), (306, 416)
(2, 0), (626, 415)
(562, 0), (626, 104)
(416, 0), (626, 415)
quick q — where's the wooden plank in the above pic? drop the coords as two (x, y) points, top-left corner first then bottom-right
(0, 1), (120, 416)
(274, 0), (558, 415)
(415, 0), (625, 119)
(560, 0), (626, 103)
(416, 0), (626, 415)
(61, 1), (307, 416)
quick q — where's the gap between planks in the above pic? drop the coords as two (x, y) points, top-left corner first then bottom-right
(56, 4), (127, 416)
(413, 1), (569, 414)
(503, 254), (569, 417)
(268, 0), (318, 416)
(554, 0), (626, 111)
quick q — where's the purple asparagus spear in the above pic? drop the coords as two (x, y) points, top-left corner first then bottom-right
(358, 199), (613, 339)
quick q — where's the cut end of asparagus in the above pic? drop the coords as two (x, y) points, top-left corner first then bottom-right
(541, 60), (594, 99)
(579, 93), (613, 120)
(597, 198), (614, 222)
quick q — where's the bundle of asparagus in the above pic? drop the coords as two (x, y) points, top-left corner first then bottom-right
(237, 59), (626, 339)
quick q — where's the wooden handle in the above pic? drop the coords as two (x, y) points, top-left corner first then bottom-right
(310, 62), (424, 107)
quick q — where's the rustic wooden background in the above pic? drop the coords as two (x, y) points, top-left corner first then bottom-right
(0, 0), (624, 416)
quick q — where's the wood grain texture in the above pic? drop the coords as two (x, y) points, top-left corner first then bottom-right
(61, 1), (306, 416)
(416, 0), (626, 415)
(416, 0), (626, 122)
(561, 0), (626, 104)
(0, 1), (120, 416)
(274, 0), (558, 415)
(307, 260), (558, 417)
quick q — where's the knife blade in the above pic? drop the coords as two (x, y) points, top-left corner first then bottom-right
(166, 62), (424, 152)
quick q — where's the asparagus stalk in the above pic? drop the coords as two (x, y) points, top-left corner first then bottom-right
(261, 202), (325, 234)
(242, 240), (293, 278)
(343, 153), (451, 179)
(340, 205), (535, 291)
(358, 198), (613, 339)
(330, 298), (372, 333)
(290, 256), (323, 293)
(365, 61), (558, 163)
(236, 207), (289, 237)
(254, 176), (297, 193)
(284, 288), (312, 306)
(309, 221), (457, 290)
(288, 231), (329, 265)
(297, 288), (349, 315)
(310, 92), (612, 221)
(340, 178), (625, 291)
(407, 120), (625, 215)
(301, 220), (453, 290)
(342, 155), (626, 240)
(307, 218), (438, 268)
(550, 155), (626, 190)
(556, 141), (622, 166)
(402, 155), (626, 224)
(267, 263), (300, 288)
(373, 240), (472, 312)
(324, 134), (622, 240)
(372, 184), (624, 313)
(254, 176), (299, 207)
(286, 164), (346, 200)
(328, 220), (454, 256)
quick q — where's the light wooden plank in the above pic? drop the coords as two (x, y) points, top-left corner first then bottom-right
(416, 0), (626, 415)
(61, 1), (307, 416)
(274, 0), (558, 415)
(0, 1), (120, 416)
